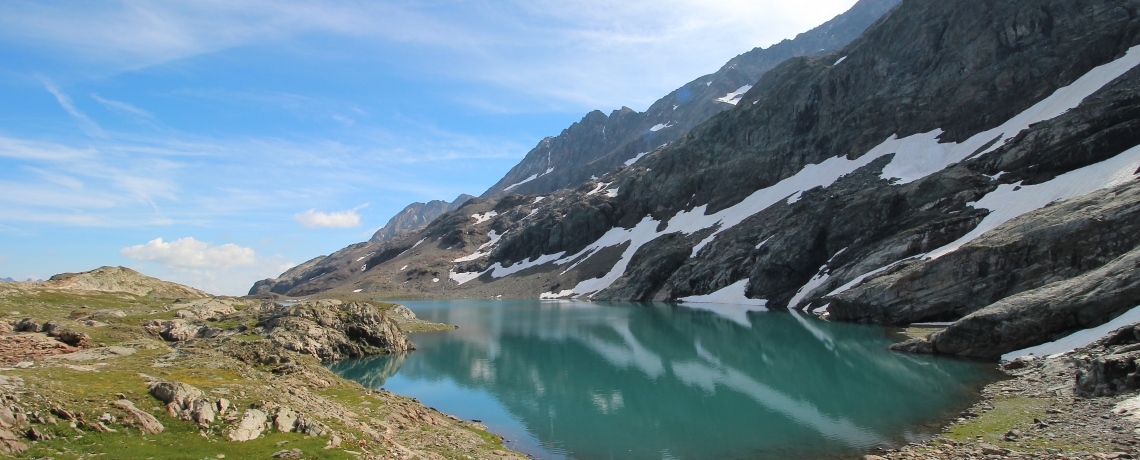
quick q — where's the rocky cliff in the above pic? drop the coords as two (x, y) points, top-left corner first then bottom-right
(370, 194), (474, 243)
(479, 0), (901, 199)
(253, 0), (1140, 361)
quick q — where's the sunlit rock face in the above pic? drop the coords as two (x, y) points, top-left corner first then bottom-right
(255, 0), (1140, 359)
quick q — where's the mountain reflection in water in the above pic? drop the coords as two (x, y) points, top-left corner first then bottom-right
(328, 300), (999, 460)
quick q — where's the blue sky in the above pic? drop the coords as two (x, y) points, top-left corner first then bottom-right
(0, 0), (858, 295)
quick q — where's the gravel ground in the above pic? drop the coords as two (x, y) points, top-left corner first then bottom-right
(866, 329), (1140, 460)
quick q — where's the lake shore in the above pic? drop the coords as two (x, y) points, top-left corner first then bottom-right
(0, 278), (527, 459)
(868, 327), (1140, 460)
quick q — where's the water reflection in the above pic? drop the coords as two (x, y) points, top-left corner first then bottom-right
(329, 301), (998, 460)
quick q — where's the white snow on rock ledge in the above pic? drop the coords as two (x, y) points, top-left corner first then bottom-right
(650, 123), (673, 132)
(675, 280), (768, 326)
(470, 211), (497, 224)
(1002, 304), (1140, 361)
(463, 45), (1140, 301)
(715, 85), (753, 105)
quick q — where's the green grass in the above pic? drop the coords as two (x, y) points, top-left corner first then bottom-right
(22, 413), (355, 460)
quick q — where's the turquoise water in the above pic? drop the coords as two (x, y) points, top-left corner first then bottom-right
(328, 300), (1000, 460)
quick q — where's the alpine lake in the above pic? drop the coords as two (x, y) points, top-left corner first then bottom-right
(327, 300), (1002, 460)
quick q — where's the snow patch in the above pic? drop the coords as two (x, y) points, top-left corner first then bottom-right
(534, 196), (545, 203)
(432, 278), (439, 283)
(650, 123), (673, 132)
(396, 238), (426, 257)
(586, 182), (611, 196)
(504, 175), (537, 191)
(834, 56), (847, 65)
(755, 236), (773, 250)
(471, 211), (498, 224)
(715, 85), (753, 105)
(606, 187), (619, 198)
(677, 280), (768, 326)
(624, 152), (650, 166)
(463, 45), (1140, 300)
(1003, 304), (1140, 361)
(352, 289), (362, 293)
(400, 265), (407, 271)
(453, 230), (502, 262)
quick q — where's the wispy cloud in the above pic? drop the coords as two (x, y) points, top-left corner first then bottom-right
(39, 77), (104, 137)
(294, 204), (368, 229)
(91, 94), (154, 119)
(2, 1), (859, 111)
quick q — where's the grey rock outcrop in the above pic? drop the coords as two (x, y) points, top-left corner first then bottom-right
(834, 179), (1140, 326)
(258, 300), (415, 362)
(149, 381), (217, 425)
(172, 298), (238, 321)
(1076, 324), (1140, 396)
(112, 399), (164, 434)
(228, 409), (268, 442)
(892, 243), (1140, 359)
(142, 319), (210, 342)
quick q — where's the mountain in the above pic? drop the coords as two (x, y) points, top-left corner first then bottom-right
(371, 194), (475, 242)
(0, 277), (13, 283)
(249, 0), (900, 297)
(12, 266), (213, 299)
(480, 0), (901, 199)
(253, 0), (1140, 360)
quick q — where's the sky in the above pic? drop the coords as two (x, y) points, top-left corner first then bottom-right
(0, 0), (859, 295)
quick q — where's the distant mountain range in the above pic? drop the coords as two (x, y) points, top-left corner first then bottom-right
(256, 0), (901, 293)
(253, 0), (1140, 361)
(370, 194), (475, 243)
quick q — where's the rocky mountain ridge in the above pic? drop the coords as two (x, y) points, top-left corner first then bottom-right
(252, 0), (1140, 363)
(479, 0), (901, 199)
(370, 194), (474, 243)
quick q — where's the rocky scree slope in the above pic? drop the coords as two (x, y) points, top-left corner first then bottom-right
(256, 0), (1140, 362)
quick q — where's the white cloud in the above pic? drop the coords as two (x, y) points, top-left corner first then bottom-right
(91, 94), (154, 119)
(40, 77), (104, 137)
(293, 204), (367, 229)
(120, 237), (257, 269)
(1, 1), (861, 111)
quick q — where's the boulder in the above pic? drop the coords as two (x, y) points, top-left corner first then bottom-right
(13, 319), (38, 333)
(173, 298), (238, 321)
(148, 381), (215, 424)
(258, 300), (415, 362)
(273, 407), (298, 432)
(141, 320), (205, 342)
(0, 428), (27, 455)
(229, 409), (268, 442)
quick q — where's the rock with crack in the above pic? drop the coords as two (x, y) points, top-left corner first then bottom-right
(258, 300), (415, 362)
(141, 319), (209, 342)
(148, 381), (216, 425)
(0, 428), (27, 455)
(893, 245), (1140, 359)
(273, 407), (298, 432)
(173, 298), (239, 321)
(229, 409), (269, 442)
